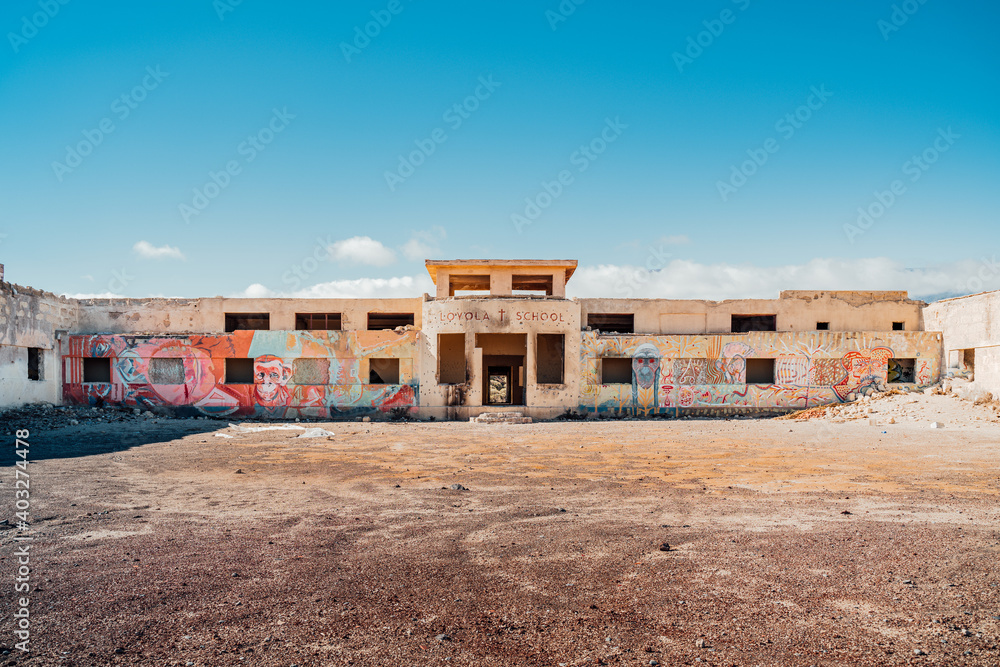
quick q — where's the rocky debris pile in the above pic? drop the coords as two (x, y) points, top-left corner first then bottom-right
(470, 411), (532, 424)
(783, 382), (999, 425)
(0, 402), (190, 433)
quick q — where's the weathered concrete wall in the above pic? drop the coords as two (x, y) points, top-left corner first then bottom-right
(0, 282), (78, 407)
(75, 297), (423, 333)
(924, 290), (1000, 398)
(580, 330), (941, 415)
(580, 291), (926, 334)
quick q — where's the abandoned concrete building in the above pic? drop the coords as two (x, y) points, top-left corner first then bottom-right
(1, 259), (997, 419)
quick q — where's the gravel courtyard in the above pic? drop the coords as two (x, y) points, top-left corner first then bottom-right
(1, 396), (998, 666)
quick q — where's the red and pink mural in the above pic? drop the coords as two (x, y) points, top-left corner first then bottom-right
(63, 331), (418, 419)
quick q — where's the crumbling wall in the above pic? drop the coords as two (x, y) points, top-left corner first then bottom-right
(0, 282), (78, 407)
(924, 291), (1000, 399)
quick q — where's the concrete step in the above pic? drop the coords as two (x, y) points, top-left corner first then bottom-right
(470, 411), (533, 424)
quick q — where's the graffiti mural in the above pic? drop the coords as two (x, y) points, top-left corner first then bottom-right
(63, 331), (419, 418)
(580, 331), (941, 415)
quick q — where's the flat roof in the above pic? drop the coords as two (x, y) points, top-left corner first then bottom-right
(425, 259), (578, 285)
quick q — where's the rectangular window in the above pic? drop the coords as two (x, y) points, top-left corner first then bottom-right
(892, 321), (905, 331)
(587, 313), (635, 334)
(225, 313), (270, 332)
(732, 315), (777, 333)
(745, 358), (775, 384)
(367, 313), (414, 330)
(448, 275), (490, 296)
(536, 333), (565, 384)
(369, 358), (400, 384)
(225, 358), (255, 384)
(512, 275), (553, 295)
(295, 313), (341, 330)
(962, 348), (976, 373)
(148, 357), (185, 384)
(438, 333), (466, 384)
(83, 358), (112, 383)
(601, 358), (632, 384)
(27, 348), (42, 381)
(888, 358), (916, 383)
(816, 322), (830, 330)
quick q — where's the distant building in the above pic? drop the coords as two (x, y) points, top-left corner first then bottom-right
(2, 259), (994, 418)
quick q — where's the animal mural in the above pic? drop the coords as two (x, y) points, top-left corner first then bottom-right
(63, 331), (418, 419)
(580, 331), (941, 415)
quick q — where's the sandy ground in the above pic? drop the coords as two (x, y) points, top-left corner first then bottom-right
(0, 394), (999, 666)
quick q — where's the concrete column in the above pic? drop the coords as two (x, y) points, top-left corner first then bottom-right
(436, 270), (451, 299)
(490, 272), (512, 297)
(551, 271), (566, 297)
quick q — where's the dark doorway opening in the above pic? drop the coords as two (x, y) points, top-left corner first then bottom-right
(487, 366), (513, 405)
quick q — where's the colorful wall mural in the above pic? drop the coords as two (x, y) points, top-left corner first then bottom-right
(63, 331), (419, 419)
(62, 328), (943, 418)
(579, 331), (941, 415)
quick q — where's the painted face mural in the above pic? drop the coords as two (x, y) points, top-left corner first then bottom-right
(631, 343), (661, 415)
(253, 355), (292, 407)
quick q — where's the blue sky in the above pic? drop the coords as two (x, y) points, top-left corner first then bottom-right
(1, 0), (997, 300)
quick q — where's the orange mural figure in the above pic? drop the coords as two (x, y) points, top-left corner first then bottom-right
(832, 347), (893, 401)
(254, 355), (292, 413)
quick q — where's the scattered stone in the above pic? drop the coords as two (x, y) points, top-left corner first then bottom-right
(362, 416), (371, 423)
(449, 484), (468, 491)
(961, 628), (971, 637)
(930, 422), (944, 429)
(695, 638), (707, 649)
(659, 542), (671, 552)
(234, 469), (244, 474)
(435, 633), (452, 642)
(296, 427), (335, 438)
(914, 648), (926, 655)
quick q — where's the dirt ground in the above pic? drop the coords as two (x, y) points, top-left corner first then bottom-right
(1, 395), (999, 666)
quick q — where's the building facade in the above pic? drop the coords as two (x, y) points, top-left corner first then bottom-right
(1, 259), (972, 419)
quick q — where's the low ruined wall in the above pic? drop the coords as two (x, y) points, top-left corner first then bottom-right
(579, 330), (941, 416)
(0, 283), (78, 408)
(924, 291), (1000, 398)
(62, 330), (418, 419)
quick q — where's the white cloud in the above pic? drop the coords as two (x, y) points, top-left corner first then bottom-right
(402, 226), (447, 261)
(568, 257), (993, 301)
(226, 257), (997, 303)
(327, 236), (397, 266)
(61, 291), (125, 299)
(133, 240), (185, 260)
(231, 274), (435, 299)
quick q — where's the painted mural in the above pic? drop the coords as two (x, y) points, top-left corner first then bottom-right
(63, 331), (418, 419)
(579, 331), (941, 415)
